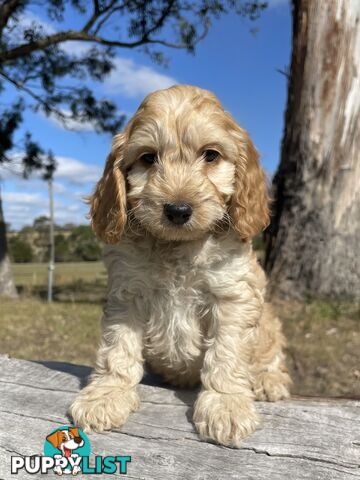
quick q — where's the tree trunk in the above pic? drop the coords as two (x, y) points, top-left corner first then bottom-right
(0, 191), (17, 298)
(265, 0), (360, 300)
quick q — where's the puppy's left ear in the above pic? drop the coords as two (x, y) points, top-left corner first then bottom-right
(229, 129), (270, 240)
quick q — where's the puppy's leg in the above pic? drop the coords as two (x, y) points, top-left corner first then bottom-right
(193, 285), (261, 447)
(252, 303), (291, 401)
(69, 320), (143, 433)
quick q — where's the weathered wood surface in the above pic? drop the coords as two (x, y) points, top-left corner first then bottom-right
(0, 355), (359, 480)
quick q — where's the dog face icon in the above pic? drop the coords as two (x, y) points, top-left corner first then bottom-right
(46, 427), (84, 458)
(44, 426), (91, 476)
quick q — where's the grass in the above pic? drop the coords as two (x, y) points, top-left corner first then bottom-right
(278, 299), (360, 397)
(12, 261), (106, 286)
(1, 298), (102, 366)
(1, 262), (359, 397)
(12, 262), (107, 302)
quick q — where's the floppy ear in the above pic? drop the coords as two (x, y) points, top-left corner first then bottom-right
(89, 133), (127, 244)
(69, 427), (80, 438)
(46, 430), (62, 448)
(229, 130), (270, 240)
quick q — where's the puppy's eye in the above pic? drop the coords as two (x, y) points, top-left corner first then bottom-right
(140, 153), (157, 165)
(203, 149), (220, 163)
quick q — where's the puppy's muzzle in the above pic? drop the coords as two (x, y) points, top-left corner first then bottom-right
(164, 203), (192, 225)
(74, 437), (83, 445)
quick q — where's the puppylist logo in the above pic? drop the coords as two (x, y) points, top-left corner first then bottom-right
(11, 425), (131, 475)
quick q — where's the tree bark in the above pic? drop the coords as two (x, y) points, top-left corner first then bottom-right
(265, 0), (360, 300)
(0, 191), (18, 298)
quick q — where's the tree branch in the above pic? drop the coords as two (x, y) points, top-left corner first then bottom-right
(141, 0), (177, 39)
(92, 4), (124, 35)
(0, 0), (210, 64)
(0, 23), (203, 64)
(0, 70), (70, 122)
(0, 30), (154, 63)
(276, 67), (290, 80)
(82, 0), (103, 33)
(148, 21), (210, 50)
(0, 0), (23, 35)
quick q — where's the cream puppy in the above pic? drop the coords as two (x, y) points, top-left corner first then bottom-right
(70, 85), (291, 447)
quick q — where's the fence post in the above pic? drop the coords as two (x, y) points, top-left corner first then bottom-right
(47, 179), (55, 303)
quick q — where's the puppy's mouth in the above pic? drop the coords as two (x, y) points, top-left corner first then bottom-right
(63, 447), (72, 457)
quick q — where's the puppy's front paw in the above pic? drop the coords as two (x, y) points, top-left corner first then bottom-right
(193, 391), (260, 447)
(69, 384), (140, 433)
(254, 370), (291, 401)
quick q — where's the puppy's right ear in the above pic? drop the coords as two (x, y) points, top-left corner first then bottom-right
(89, 133), (127, 244)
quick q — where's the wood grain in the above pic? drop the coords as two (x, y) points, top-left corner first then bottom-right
(0, 355), (359, 479)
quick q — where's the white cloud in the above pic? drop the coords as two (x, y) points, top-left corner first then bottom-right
(67, 204), (81, 212)
(0, 154), (102, 185)
(2, 192), (45, 206)
(53, 182), (67, 194)
(2, 190), (47, 229)
(2, 183), (89, 229)
(41, 109), (98, 132)
(55, 156), (102, 184)
(61, 40), (94, 56)
(7, 11), (55, 43)
(5, 204), (88, 230)
(105, 57), (177, 98)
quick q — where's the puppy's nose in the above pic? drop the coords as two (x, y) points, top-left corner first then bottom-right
(74, 437), (83, 444)
(164, 203), (192, 225)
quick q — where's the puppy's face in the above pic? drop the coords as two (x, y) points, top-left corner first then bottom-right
(124, 93), (239, 241)
(46, 428), (84, 453)
(90, 85), (269, 243)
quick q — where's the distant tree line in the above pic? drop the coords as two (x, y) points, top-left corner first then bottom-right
(8, 216), (102, 263)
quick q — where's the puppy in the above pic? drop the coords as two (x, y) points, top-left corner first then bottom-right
(70, 85), (291, 447)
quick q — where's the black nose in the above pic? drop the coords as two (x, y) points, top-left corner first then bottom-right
(74, 437), (82, 444)
(164, 203), (192, 225)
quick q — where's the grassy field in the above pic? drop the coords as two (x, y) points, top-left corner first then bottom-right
(1, 262), (359, 398)
(12, 261), (106, 287)
(12, 261), (107, 302)
(277, 299), (360, 397)
(1, 298), (102, 366)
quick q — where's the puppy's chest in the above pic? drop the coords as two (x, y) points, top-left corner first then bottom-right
(139, 258), (211, 368)
(146, 256), (209, 319)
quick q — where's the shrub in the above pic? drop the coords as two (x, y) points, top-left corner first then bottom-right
(8, 238), (34, 263)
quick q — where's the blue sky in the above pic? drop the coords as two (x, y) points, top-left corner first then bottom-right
(0, 0), (291, 229)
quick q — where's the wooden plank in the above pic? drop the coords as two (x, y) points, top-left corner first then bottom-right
(0, 355), (359, 480)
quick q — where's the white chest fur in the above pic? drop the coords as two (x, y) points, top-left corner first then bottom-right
(102, 233), (258, 375)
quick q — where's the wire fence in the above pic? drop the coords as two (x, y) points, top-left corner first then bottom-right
(12, 262), (106, 288)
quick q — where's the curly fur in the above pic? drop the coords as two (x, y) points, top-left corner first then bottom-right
(69, 85), (291, 447)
